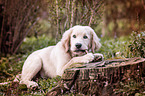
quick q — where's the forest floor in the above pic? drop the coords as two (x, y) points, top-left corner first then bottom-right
(0, 32), (145, 95)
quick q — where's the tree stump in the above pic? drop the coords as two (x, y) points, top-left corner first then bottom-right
(47, 57), (145, 96)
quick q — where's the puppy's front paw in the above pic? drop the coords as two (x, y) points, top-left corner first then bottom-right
(82, 53), (94, 63)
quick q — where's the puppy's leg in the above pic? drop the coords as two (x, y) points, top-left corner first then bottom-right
(59, 53), (94, 75)
(20, 56), (42, 88)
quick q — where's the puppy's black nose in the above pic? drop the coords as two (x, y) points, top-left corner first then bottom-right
(75, 43), (82, 49)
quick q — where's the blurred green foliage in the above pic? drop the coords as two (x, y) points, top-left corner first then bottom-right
(99, 36), (131, 59)
(99, 31), (145, 59)
(129, 31), (145, 58)
(18, 35), (55, 54)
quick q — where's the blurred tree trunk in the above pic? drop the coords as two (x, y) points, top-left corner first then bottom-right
(101, 14), (106, 37)
(73, 0), (78, 26)
(113, 18), (118, 39)
(70, 0), (76, 27)
(64, 0), (71, 31)
(55, 0), (59, 42)
(104, 0), (145, 37)
(0, 0), (39, 55)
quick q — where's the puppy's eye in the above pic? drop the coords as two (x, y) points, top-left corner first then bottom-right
(73, 35), (76, 38)
(83, 35), (88, 39)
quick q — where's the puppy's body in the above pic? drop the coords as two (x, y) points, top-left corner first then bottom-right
(20, 25), (102, 88)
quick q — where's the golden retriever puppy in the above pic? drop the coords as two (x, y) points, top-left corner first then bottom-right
(20, 25), (102, 88)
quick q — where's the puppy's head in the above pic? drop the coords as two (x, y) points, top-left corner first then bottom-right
(61, 25), (101, 56)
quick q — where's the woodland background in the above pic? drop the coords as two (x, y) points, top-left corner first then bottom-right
(0, 0), (145, 55)
(0, 0), (145, 95)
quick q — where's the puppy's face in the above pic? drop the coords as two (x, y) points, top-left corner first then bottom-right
(70, 28), (91, 56)
(61, 25), (101, 57)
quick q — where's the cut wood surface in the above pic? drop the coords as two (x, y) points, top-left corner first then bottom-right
(47, 57), (145, 96)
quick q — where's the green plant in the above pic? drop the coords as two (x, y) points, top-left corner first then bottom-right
(115, 80), (145, 96)
(0, 54), (24, 82)
(129, 31), (145, 58)
(37, 76), (61, 95)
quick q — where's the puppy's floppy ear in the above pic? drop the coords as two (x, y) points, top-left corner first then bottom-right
(61, 28), (73, 52)
(85, 26), (101, 53)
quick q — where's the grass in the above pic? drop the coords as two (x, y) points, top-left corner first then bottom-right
(0, 32), (144, 95)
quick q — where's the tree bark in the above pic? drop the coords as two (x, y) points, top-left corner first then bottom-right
(47, 57), (145, 95)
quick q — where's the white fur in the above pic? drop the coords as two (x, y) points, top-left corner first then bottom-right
(20, 25), (102, 88)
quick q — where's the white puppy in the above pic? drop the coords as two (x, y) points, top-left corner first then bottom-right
(20, 25), (102, 88)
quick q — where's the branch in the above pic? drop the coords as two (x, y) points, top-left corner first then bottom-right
(88, 9), (94, 26)
(70, 0), (76, 27)
(55, 0), (59, 43)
